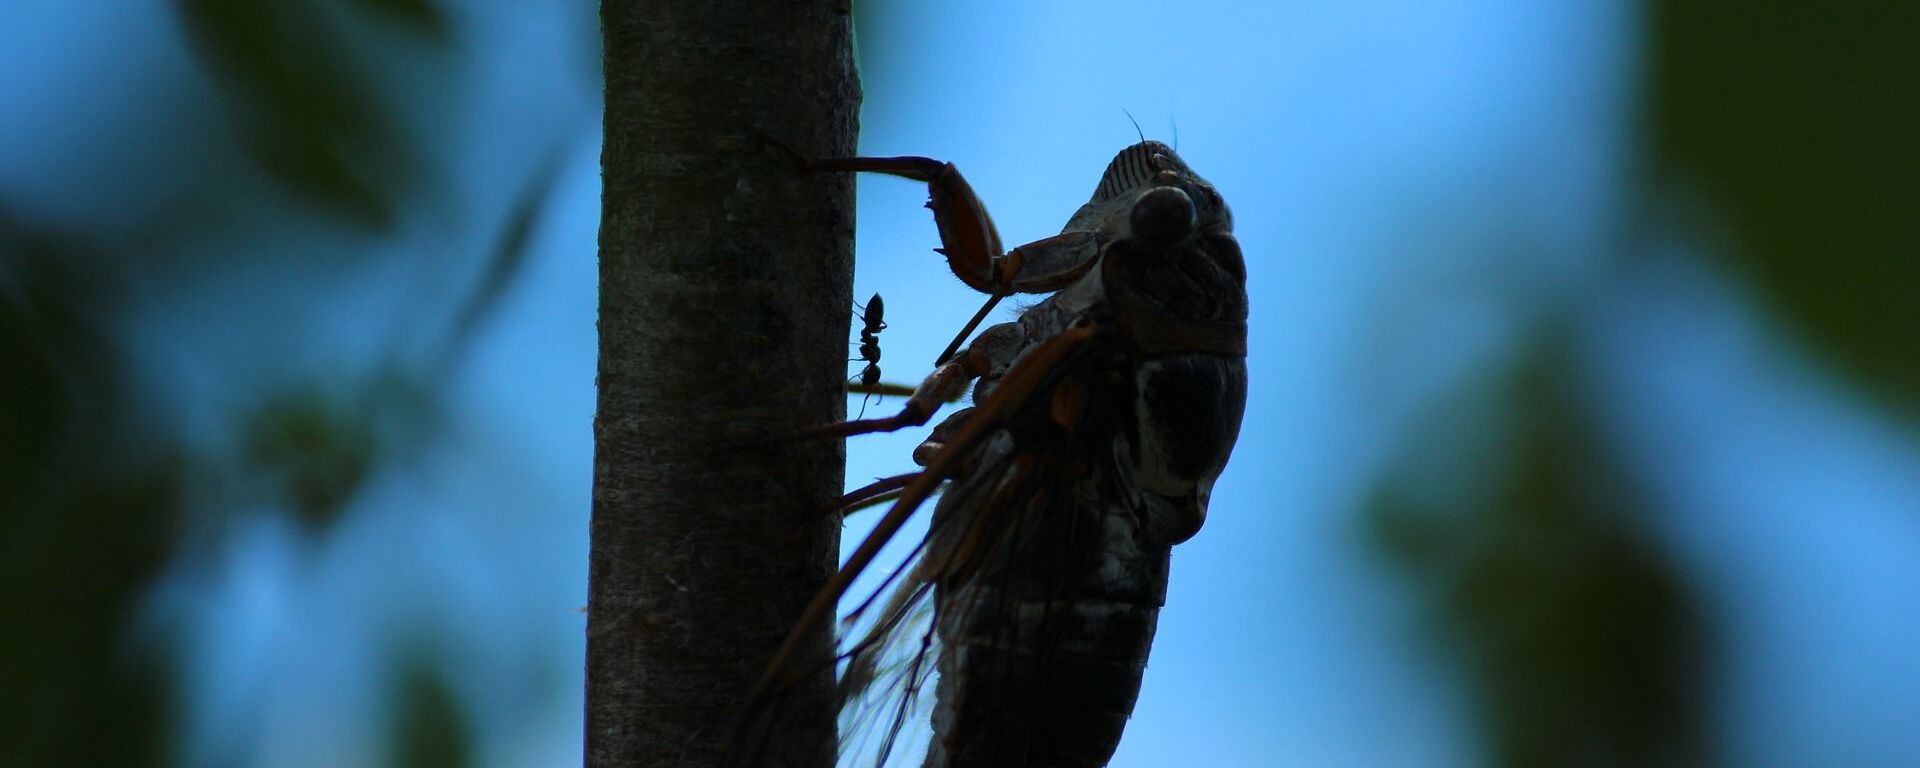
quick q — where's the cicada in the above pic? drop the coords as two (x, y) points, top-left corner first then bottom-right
(755, 140), (1247, 767)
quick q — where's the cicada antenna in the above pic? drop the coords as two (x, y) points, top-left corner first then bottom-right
(1121, 108), (1145, 144)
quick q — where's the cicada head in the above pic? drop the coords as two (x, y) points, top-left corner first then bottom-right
(1068, 140), (1233, 243)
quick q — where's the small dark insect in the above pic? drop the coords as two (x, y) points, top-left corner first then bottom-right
(849, 293), (887, 416)
(749, 139), (1247, 768)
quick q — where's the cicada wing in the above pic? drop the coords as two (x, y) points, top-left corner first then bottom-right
(741, 325), (1109, 767)
(834, 325), (1136, 767)
(835, 580), (937, 766)
(835, 436), (1054, 766)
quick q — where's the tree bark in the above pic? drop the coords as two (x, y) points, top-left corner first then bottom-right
(588, 3), (859, 767)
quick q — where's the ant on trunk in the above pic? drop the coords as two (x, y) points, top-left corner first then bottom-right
(849, 293), (886, 417)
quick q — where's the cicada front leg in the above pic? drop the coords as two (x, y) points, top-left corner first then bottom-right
(805, 155), (1005, 294)
(784, 148), (1109, 361)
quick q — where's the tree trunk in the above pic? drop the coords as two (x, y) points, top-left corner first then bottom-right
(588, 3), (859, 767)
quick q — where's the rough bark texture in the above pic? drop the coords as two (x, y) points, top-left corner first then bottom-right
(589, 3), (859, 767)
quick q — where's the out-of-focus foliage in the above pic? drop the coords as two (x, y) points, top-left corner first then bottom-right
(443, 150), (567, 366)
(175, 0), (448, 229)
(354, 0), (452, 36)
(0, 215), (179, 766)
(240, 379), (409, 530)
(1360, 3), (1920, 765)
(1369, 334), (1707, 768)
(235, 149), (560, 530)
(390, 657), (474, 768)
(0, 1), (534, 765)
(1649, 0), (1920, 411)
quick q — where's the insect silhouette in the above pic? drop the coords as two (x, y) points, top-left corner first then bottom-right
(751, 139), (1247, 767)
(849, 293), (887, 418)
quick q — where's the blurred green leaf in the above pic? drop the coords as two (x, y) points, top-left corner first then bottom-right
(0, 229), (76, 504)
(175, 0), (444, 229)
(1, 215), (180, 767)
(1367, 335), (1709, 768)
(1650, 1), (1920, 411)
(422, 151), (565, 383)
(243, 388), (381, 529)
(239, 366), (441, 531)
(391, 660), (473, 768)
(353, 0), (449, 37)
(0, 470), (181, 768)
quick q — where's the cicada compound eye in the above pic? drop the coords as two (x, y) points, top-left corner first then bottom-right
(1130, 186), (1197, 245)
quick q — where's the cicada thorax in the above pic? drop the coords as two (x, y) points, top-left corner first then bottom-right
(1097, 228), (1250, 545)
